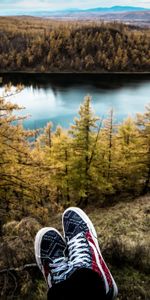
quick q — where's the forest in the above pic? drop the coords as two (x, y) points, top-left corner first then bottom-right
(0, 17), (150, 72)
(0, 85), (150, 298)
(0, 84), (150, 225)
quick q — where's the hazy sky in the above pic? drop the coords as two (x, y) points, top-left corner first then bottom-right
(0, 0), (150, 13)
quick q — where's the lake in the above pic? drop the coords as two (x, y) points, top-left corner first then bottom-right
(0, 73), (150, 130)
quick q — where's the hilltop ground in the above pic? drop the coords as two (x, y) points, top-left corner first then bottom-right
(0, 195), (150, 299)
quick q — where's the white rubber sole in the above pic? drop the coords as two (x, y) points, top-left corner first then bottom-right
(62, 207), (118, 298)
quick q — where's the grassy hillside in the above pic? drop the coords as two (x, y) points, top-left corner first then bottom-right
(0, 195), (149, 299)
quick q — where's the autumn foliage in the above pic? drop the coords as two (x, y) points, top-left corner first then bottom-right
(0, 17), (150, 72)
(0, 86), (150, 228)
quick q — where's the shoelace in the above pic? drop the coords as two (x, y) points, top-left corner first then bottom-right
(51, 232), (91, 282)
(67, 232), (91, 267)
(38, 254), (70, 283)
(50, 257), (73, 282)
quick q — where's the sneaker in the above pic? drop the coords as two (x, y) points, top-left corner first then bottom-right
(62, 207), (118, 299)
(34, 227), (69, 288)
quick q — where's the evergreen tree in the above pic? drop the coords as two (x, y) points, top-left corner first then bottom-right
(92, 109), (117, 199)
(70, 95), (99, 206)
(49, 126), (72, 205)
(0, 85), (33, 221)
(136, 104), (150, 193)
(116, 117), (141, 194)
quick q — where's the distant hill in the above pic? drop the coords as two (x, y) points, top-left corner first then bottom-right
(6, 6), (149, 17)
(40, 6), (150, 27)
(107, 10), (150, 20)
(85, 6), (149, 13)
(1, 6), (150, 27)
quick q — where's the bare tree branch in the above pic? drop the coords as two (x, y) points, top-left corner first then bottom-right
(0, 263), (37, 274)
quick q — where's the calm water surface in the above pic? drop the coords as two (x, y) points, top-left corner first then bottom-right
(0, 74), (150, 129)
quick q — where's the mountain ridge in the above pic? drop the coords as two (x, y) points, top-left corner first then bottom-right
(31, 6), (150, 16)
(85, 6), (150, 13)
(1, 6), (150, 17)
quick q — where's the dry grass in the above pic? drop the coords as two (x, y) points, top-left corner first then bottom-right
(0, 195), (150, 299)
(87, 195), (150, 300)
(88, 195), (150, 265)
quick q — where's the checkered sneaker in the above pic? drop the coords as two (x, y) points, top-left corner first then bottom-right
(34, 227), (68, 288)
(62, 207), (118, 299)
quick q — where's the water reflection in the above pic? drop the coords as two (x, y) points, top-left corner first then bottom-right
(0, 74), (150, 129)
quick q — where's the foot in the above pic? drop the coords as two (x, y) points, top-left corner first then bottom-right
(34, 227), (68, 288)
(62, 207), (118, 299)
